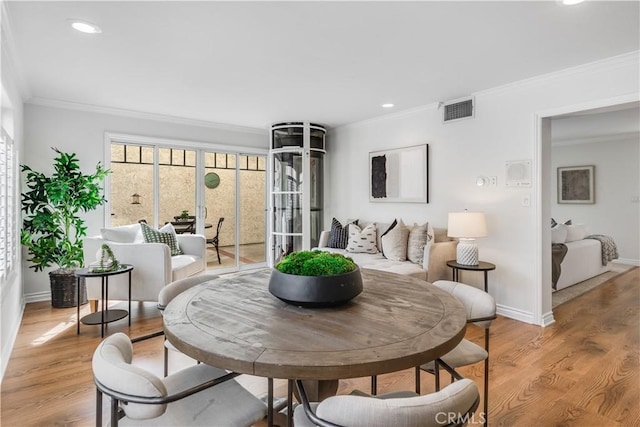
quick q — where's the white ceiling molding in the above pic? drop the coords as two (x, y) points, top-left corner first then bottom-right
(552, 131), (639, 147)
(27, 97), (267, 135)
(475, 50), (640, 100)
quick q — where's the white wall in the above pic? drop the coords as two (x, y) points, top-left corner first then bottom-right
(1, 20), (26, 381)
(326, 52), (639, 325)
(551, 138), (640, 264)
(22, 104), (268, 301)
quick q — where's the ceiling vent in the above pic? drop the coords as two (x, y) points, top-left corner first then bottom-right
(443, 97), (474, 123)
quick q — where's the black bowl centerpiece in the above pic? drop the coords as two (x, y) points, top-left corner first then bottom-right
(269, 250), (363, 307)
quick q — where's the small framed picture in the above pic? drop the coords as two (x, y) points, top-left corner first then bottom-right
(557, 165), (595, 204)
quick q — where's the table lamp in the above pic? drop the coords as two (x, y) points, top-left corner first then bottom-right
(448, 210), (488, 266)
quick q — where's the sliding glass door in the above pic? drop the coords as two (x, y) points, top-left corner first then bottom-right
(108, 138), (267, 272)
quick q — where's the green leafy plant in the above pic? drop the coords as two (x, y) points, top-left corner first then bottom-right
(179, 209), (190, 219)
(275, 250), (356, 276)
(92, 244), (119, 273)
(21, 148), (110, 273)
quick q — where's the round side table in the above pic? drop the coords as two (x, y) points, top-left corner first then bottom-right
(75, 264), (134, 337)
(446, 260), (496, 292)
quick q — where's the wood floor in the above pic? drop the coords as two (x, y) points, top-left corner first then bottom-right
(1, 267), (638, 426)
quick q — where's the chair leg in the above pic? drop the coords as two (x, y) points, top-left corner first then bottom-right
(371, 375), (377, 395)
(484, 327), (490, 427)
(215, 243), (221, 264)
(96, 388), (103, 427)
(163, 343), (169, 377)
(484, 357), (489, 427)
(414, 366), (421, 394)
(110, 398), (119, 427)
(287, 379), (294, 427)
(267, 378), (274, 427)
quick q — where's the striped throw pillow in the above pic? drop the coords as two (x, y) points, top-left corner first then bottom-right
(327, 218), (358, 249)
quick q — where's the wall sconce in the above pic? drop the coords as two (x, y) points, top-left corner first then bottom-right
(131, 193), (141, 205)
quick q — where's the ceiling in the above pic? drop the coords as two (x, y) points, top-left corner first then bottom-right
(5, 1), (640, 131)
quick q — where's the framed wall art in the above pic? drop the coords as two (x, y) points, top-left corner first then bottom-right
(369, 144), (428, 203)
(557, 165), (595, 204)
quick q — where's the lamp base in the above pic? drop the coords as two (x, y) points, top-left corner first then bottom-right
(456, 240), (479, 266)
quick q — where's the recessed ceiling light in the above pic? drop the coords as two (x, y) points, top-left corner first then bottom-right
(382, 103), (394, 108)
(562, 0), (584, 5)
(69, 19), (102, 34)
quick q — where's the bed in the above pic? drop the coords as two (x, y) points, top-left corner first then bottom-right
(551, 222), (617, 291)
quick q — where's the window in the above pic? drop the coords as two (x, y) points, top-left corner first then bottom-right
(0, 128), (17, 283)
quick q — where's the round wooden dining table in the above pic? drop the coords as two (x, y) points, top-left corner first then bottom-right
(164, 268), (467, 382)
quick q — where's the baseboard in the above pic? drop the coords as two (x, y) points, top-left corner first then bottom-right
(496, 303), (536, 324)
(24, 291), (51, 304)
(1, 300), (25, 382)
(541, 311), (556, 327)
(613, 258), (639, 267)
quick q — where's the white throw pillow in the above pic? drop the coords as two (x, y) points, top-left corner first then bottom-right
(100, 224), (143, 243)
(565, 224), (588, 243)
(381, 219), (409, 261)
(551, 224), (568, 244)
(346, 223), (378, 254)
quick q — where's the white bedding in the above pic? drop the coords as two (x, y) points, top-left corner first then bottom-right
(555, 238), (611, 291)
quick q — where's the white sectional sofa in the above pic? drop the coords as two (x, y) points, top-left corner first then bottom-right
(82, 223), (206, 304)
(316, 220), (457, 283)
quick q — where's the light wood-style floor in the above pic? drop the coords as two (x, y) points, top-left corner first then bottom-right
(1, 267), (638, 426)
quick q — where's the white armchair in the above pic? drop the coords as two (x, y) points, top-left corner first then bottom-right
(82, 223), (206, 305)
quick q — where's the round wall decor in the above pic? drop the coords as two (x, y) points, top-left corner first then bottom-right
(204, 172), (220, 189)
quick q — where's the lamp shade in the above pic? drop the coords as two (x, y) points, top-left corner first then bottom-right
(447, 211), (488, 238)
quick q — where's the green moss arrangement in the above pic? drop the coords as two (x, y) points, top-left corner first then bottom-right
(275, 250), (356, 276)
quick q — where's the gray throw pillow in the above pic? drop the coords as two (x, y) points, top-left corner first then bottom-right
(407, 223), (431, 264)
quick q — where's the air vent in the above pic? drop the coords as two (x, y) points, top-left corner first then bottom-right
(443, 97), (474, 122)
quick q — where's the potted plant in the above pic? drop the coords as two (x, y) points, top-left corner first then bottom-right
(269, 250), (363, 307)
(179, 209), (190, 221)
(21, 148), (110, 308)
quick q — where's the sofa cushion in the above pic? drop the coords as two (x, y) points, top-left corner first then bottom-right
(171, 254), (203, 281)
(346, 223), (378, 254)
(381, 219), (409, 261)
(328, 218), (358, 249)
(100, 224), (144, 244)
(565, 224), (587, 243)
(319, 247), (426, 280)
(551, 224), (568, 244)
(141, 222), (183, 256)
(407, 223), (431, 265)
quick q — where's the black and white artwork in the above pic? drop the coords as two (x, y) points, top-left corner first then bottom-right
(369, 144), (428, 203)
(558, 165), (595, 204)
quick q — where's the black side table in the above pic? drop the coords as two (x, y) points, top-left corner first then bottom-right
(446, 260), (496, 292)
(75, 264), (134, 337)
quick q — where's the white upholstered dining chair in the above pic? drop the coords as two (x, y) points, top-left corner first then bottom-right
(294, 360), (480, 427)
(416, 280), (496, 427)
(156, 273), (219, 376)
(92, 332), (267, 427)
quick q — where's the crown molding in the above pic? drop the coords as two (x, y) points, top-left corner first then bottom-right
(552, 131), (639, 147)
(26, 97), (267, 135)
(475, 50), (640, 98)
(335, 51), (640, 132)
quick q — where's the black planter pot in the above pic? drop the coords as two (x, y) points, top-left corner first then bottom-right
(268, 267), (363, 307)
(50, 271), (87, 308)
